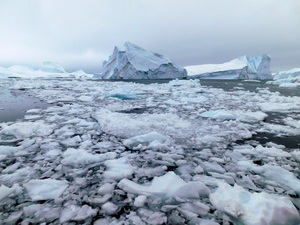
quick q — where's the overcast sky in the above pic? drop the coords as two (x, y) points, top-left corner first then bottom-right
(0, 0), (299, 73)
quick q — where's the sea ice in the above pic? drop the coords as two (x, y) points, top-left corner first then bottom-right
(0, 121), (55, 139)
(118, 171), (209, 198)
(210, 181), (300, 225)
(24, 179), (68, 201)
(103, 157), (134, 180)
(61, 148), (117, 165)
(0, 184), (22, 201)
(106, 89), (139, 100)
(123, 132), (168, 148)
(200, 110), (236, 120)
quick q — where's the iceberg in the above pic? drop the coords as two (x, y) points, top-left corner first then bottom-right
(99, 42), (187, 79)
(40, 61), (66, 73)
(268, 68), (300, 88)
(185, 54), (272, 80)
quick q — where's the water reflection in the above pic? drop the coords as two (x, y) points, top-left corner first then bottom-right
(0, 89), (50, 122)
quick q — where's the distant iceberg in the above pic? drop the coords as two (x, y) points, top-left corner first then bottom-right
(0, 62), (92, 79)
(40, 61), (66, 73)
(185, 55), (272, 80)
(267, 68), (300, 88)
(99, 42), (187, 79)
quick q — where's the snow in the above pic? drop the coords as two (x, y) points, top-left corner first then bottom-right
(210, 181), (300, 225)
(24, 179), (68, 201)
(100, 42), (187, 79)
(185, 54), (272, 80)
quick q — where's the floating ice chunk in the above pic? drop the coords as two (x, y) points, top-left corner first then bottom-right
(118, 171), (185, 197)
(73, 205), (97, 221)
(0, 145), (21, 156)
(106, 89), (138, 100)
(0, 121), (54, 139)
(260, 123), (300, 136)
(61, 148), (116, 165)
(60, 205), (97, 223)
(201, 161), (226, 174)
(291, 150), (300, 162)
(123, 132), (168, 148)
(77, 95), (93, 102)
(1, 167), (35, 183)
(236, 111), (267, 123)
(284, 117), (300, 129)
(24, 179), (68, 201)
(134, 195), (147, 207)
(94, 109), (190, 138)
(171, 181), (210, 198)
(237, 160), (300, 194)
(0, 184), (22, 201)
(97, 183), (115, 195)
(210, 181), (300, 225)
(200, 110), (236, 120)
(259, 102), (299, 112)
(234, 145), (291, 158)
(118, 171), (209, 198)
(103, 157), (134, 180)
(101, 202), (119, 215)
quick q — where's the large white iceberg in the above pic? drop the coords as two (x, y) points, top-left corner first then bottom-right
(99, 42), (187, 79)
(185, 55), (272, 80)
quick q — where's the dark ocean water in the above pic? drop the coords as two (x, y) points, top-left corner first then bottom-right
(0, 89), (49, 122)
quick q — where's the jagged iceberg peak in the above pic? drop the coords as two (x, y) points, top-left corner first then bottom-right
(185, 54), (272, 80)
(40, 61), (66, 73)
(100, 42), (187, 79)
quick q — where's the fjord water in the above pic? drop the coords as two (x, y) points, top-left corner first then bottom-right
(0, 88), (49, 122)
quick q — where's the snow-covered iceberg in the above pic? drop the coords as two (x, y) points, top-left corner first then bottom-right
(0, 62), (93, 79)
(268, 68), (300, 88)
(99, 42), (187, 79)
(40, 61), (66, 73)
(185, 55), (272, 80)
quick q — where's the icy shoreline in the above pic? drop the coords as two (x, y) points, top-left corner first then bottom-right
(0, 78), (299, 224)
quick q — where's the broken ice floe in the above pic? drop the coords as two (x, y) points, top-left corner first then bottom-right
(0, 78), (299, 224)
